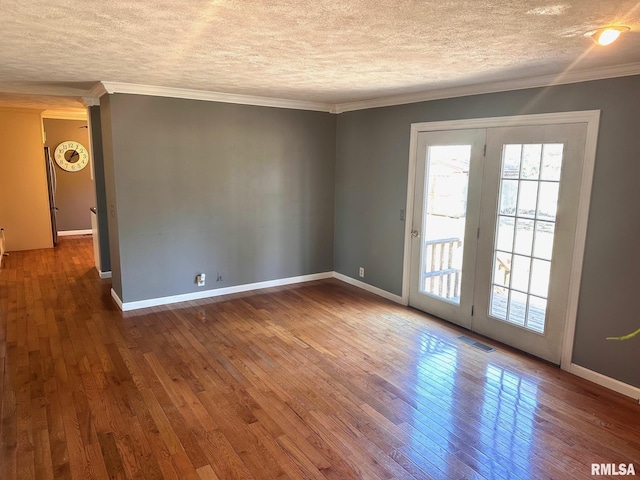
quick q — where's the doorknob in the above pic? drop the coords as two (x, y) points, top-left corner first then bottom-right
(411, 230), (420, 238)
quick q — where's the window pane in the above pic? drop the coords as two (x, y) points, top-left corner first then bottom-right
(541, 144), (564, 181)
(489, 142), (564, 334)
(511, 255), (531, 292)
(499, 180), (518, 216)
(420, 145), (470, 303)
(496, 216), (515, 251)
(533, 221), (555, 260)
(493, 251), (512, 287)
(521, 144), (542, 180)
(537, 182), (559, 221)
(507, 291), (528, 327)
(502, 145), (522, 178)
(513, 219), (534, 256)
(517, 181), (538, 218)
(490, 286), (508, 320)
(530, 259), (551, 297)
(527, 296), (547, 333)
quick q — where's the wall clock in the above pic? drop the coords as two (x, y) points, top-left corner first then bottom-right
(54, 141), (89, 172)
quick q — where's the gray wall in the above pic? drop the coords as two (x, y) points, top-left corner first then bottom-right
(89, 106), (110, 272)
(335, 75), (640, 388)
(100, 96), (123, 297)
(43, 119), (95, 231)
(101, 94), (336, 303)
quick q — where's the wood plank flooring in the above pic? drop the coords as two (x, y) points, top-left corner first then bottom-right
(1, 236), (639, 479)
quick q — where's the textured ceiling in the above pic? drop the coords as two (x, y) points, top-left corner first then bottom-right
(1, 0), (640, 110)
(0, 92), (86, 111)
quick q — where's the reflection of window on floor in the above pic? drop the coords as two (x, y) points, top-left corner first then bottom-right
(479, 363), (539, 477)
(409, 332), (459, 475)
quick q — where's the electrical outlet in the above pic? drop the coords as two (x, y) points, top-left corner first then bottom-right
(196, 273), (206, 286)
(359, 267), (365, 278)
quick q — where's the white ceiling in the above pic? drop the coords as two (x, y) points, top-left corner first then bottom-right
(1, 0), (640, 113)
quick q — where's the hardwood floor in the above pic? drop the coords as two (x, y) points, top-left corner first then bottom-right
(1, 236), (639, 479)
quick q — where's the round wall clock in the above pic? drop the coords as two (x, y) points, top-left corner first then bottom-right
(54, 141), (89, 172)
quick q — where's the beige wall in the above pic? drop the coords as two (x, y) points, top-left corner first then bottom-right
(0, 108), (53, 251)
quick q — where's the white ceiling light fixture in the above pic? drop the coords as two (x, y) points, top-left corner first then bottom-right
(590, 26), (630, 46)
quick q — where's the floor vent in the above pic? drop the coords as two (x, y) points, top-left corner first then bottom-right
(457, 335), (495, 352)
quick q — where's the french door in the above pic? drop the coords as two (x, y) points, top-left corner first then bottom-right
(408, 118), (592, 364)
(408, 129), (485, 329)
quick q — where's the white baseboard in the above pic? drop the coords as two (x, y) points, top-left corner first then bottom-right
(333, 272), (405, 304)
(111, 288), (123, 310)
(58, 229), (92, 237)
(115, 272), (334, 311)
(99, 270), (112, 279)
(568, 363), (640, 402)
(111, 270), (406, 312)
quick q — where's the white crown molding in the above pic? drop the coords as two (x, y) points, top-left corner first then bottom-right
(41, 109), (87, 121)
(89, 82), (108, 98)
(81, 96), (100, 107)
(5, 62), (640, 115)
(333, 62), (640, 113)
(99, 81), (334, 113)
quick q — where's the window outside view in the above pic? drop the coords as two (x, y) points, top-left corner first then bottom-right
(420, 145), (471, 304)
(420, 142), (564, 335)
(490, 143), (563, 333)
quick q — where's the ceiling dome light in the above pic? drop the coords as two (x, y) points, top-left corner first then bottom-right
(591, 26), (630, 46)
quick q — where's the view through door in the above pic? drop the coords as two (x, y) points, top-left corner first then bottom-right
(409, 129), (485, 330)
(408, 117), (593, 364)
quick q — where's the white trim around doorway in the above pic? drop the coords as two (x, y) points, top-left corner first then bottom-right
(402, 110), (600, 373)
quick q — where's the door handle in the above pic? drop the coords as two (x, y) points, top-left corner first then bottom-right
(411, 230), (420, 238)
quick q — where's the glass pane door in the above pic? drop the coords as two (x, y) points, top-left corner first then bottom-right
(472, 124), (588, 364)
(409, 129), (486, 329)
(420, 145), (470, 304)
(409, 118), (594, 365)
(489, 143), (564, 334)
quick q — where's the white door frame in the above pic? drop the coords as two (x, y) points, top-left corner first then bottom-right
(401, 110), (600, 371)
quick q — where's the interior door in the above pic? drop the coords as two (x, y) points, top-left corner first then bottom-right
(409, 121), (589, 365)
(408, 129), (485, 329)
(472, 124), (587, 364)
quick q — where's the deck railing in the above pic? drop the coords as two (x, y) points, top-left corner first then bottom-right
(423, 237), (462, 300)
